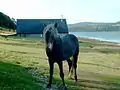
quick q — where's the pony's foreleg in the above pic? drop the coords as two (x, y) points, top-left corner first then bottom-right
(57, 61), (65, 85)
(47, 60), (54, 88)
(58, 61), (68, 90)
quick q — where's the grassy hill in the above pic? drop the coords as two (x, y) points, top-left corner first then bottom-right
(68, 22), (120, 32)
(0, 12), (16, 31)
(0, 36), (120, 90)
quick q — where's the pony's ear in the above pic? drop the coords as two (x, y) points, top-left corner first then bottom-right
(54, 22), (58, 28)
(43, 24), (47, 27)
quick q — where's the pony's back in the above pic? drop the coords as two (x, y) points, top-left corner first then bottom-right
(61, 34), (79, 60)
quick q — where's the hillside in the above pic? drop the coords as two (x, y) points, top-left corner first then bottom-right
(68, 22), (120, 32)
(0, 12), (16, 30)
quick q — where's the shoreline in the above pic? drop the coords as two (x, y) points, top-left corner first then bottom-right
(69, 31), (120, 43)
(79, 36), (120, 47)
(78, 36), (120, 43)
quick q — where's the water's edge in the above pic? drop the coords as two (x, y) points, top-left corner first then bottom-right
(70, 31), (120, 43)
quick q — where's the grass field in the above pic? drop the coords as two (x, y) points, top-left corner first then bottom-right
(0, 36), (120, 90)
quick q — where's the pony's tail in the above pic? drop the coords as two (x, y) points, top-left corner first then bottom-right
(72, 45), (79, 81)
(73, 45), (79, 68)
(68, 45), (79, 81)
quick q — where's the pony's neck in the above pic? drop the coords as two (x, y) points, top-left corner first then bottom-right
(53, 33), (60, 42)
(53, 28), (59, 38)
(52, 34), (61, 47)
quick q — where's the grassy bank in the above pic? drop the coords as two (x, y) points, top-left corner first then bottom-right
(0, 36), (120, 90)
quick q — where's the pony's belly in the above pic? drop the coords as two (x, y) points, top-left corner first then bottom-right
(46, 47), (76, 61)
(62, 49), (74, 60)
(49, 51), (71, 61)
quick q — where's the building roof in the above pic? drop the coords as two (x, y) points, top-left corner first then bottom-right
(16, 19), (68, 34)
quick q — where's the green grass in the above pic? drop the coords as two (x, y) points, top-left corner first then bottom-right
(0, 36), (120, 90)
(0, 62), (41, 90)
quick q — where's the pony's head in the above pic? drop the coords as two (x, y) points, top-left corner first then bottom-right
(43, 22), (58, 51)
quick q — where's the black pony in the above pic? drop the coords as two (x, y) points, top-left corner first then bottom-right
(43, 22), (79, 89)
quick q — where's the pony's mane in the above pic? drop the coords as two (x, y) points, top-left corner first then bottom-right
(43, 23), (58, 44)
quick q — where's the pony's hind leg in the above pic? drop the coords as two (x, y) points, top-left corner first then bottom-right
(67, 58), (74, 79)
(67, 59), (72, 72)
(73, 46), (79, 82)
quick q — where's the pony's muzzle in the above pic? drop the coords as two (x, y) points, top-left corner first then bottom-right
(47, 43), (53, 51)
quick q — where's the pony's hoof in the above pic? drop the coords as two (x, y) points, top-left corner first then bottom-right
(74, 75), (77, 82)
(63, 85), (68, 90)
(68, 74), (74, 80)
(46, 84), (51, 88)
(68, 76), (74, 80)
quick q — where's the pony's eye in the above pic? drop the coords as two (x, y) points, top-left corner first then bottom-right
(49, 27), (52, 30)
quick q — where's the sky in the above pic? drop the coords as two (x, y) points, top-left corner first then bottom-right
(0, 0), (120, 24)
